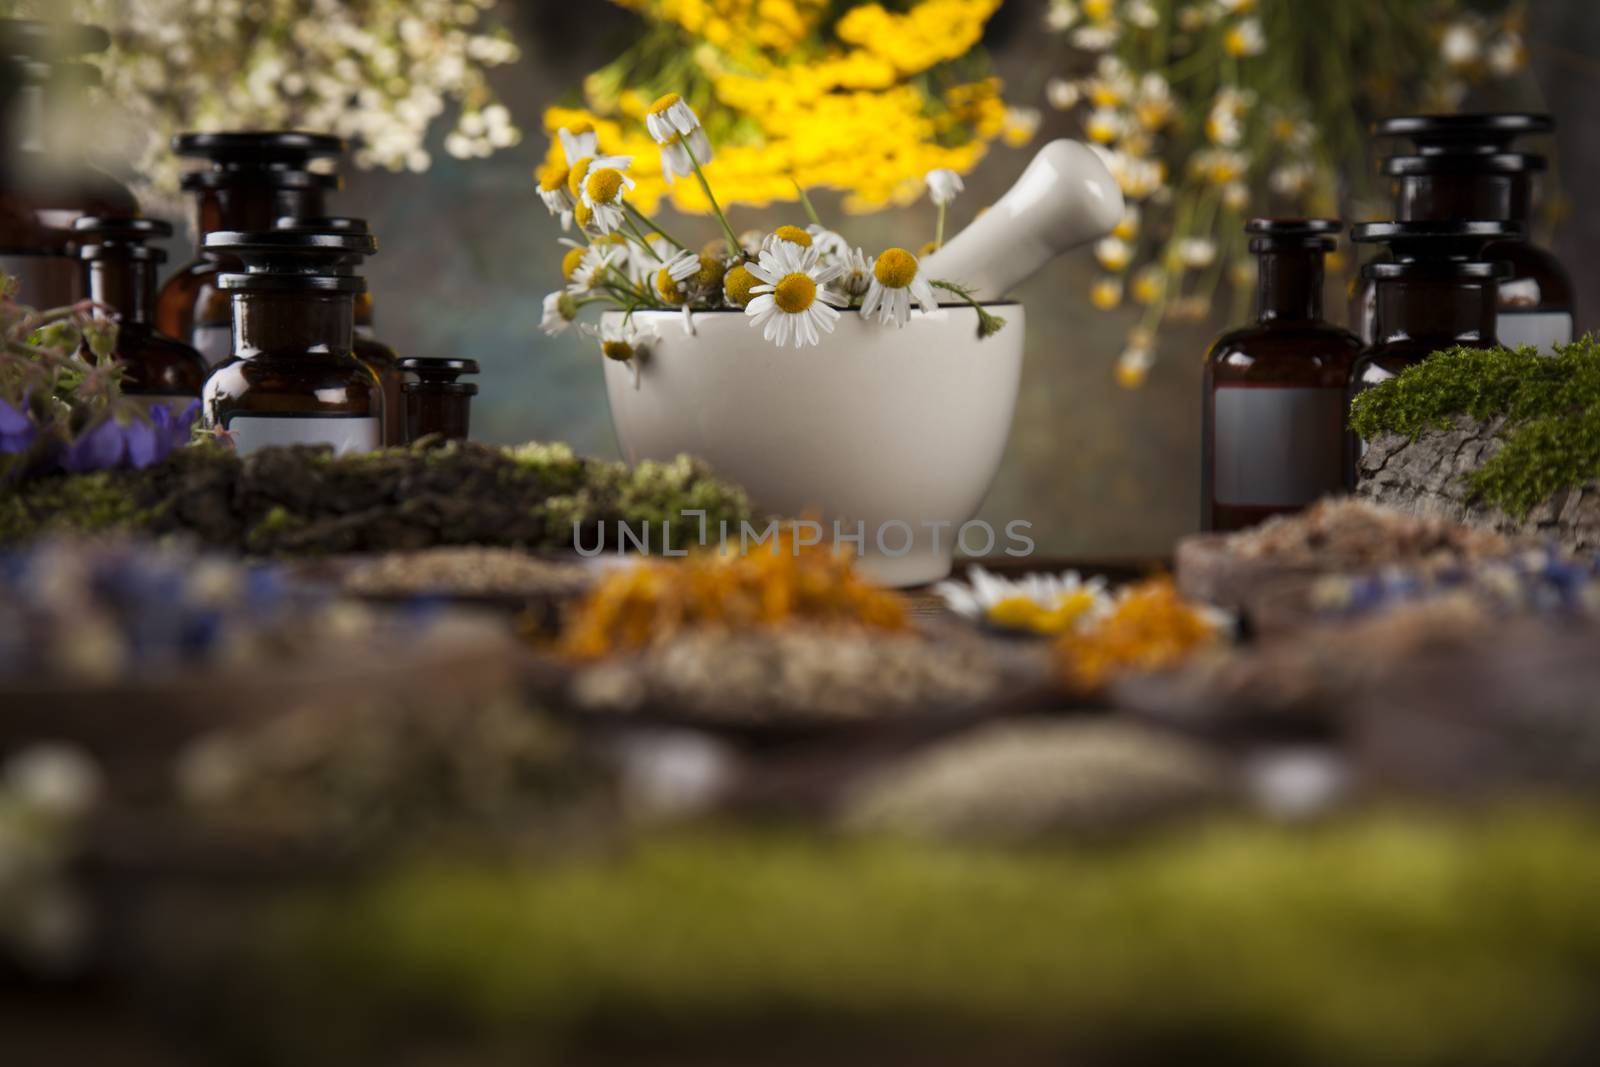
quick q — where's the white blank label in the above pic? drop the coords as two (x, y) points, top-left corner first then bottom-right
(1496, 311), (1572, 353)
(226, 415), (379, 457)
(1214, 387), (1345, 507)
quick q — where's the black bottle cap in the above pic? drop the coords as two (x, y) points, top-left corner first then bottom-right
(1375, 113), (1553, 156)
(173, 131), (346, 164)
(1245, 218), (1340, 253)
(207, 230), (374, 293)
(398, 357), (479, 384)
(1382, 152), (1546, 177)
(1352, 220), (1518, 280)
(272, 218), (371, 275)
(179, 168), (341, 193)
(274, 216), (371, 235)
(73, 216), (172, 263)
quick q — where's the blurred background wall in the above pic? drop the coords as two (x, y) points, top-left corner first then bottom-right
(147, 0), (1600, 559)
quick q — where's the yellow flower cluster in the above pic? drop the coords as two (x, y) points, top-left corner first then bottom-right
(611, 0), (828, 54)
(546, 0), (1013, 214)
(835, 0), (1003, 76)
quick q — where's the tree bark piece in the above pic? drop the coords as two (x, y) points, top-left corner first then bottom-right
(1356, 414), (1600, 552)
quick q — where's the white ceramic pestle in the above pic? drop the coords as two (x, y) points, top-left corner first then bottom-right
(920, 139), (1125, 301)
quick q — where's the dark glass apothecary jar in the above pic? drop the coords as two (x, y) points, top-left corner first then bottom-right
(1202, 219), (1362, 532)
(397, 357), (478, 443)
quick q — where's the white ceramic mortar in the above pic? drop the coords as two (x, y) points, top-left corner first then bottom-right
(601, 140), (1123, 586)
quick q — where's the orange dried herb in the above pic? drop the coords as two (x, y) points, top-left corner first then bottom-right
(558, 528), (909, 660)
(1054, 578), (1222, 692)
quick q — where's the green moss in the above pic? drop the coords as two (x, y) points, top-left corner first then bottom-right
(245, 504), (307, 553)
(1350, 339), (1600, 517)
(0, 470), (154, 543)
(1, 441), (751, 554)
(240, 810), (1600, 1064)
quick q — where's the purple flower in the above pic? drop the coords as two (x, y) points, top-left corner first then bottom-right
(62, 418), (127, 473)
(124, 416), (159, 468)
(0, 397), (34, 454)
(156, 400), (200, 453)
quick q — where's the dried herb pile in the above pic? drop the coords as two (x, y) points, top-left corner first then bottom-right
(0, 439), (750, 556)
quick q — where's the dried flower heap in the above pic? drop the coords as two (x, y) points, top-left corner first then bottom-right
(540, 95), (1008, 363)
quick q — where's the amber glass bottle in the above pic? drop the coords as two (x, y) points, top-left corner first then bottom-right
(0, 19), (139, 308)
(274, 216), (404, 444)
(156, 132), (344, 366)
(74, 217), (207, 409)
(1201, 220), (1362, 532)
(201, 230), (382, 456)
(397, 357), (479, 443)
(1355, 114), (1571, 349)
(1348, 221), (1515, 393)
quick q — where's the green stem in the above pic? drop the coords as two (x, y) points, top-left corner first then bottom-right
(681, 136), (740, 257)
(622, 215), (666, 262)
(625, 201), (688, 252)
(935, 203), (947, 251)
(792, 178), (823, 228)
(930, 279), (1006, 339)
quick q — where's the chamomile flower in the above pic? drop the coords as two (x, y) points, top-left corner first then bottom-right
(660, 127), (715, 183)
(583, 318), (658, 387)
(1176, 236), (1218, 270)
(1095, 235), (1132, 272)
(557, 123), (598, 166)
(737, 229), (766, 256)
(744, 241), (847, 348)
(1223, 17), (1266, 57)
(536, 162), (574, 228)
(1115, 343), (1154, 389)
(654, 249), (724, 334)
(934, 566), (1113, 636)
(925, 168), (964, 206)
(564, 243), (615, 295)
(1046, 77), (1081, 111)
(762, 225), (814, 255)
(722, 261), (760, 308)
(837, 247), (873, 300)
(806, 225), (852, 262)
(645, 92), (704, 145)
(541, 291), (578, 336)
(861, 247), (938, 328)
(577, 159), (635, 236)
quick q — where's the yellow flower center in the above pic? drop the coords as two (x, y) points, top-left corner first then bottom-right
(567, 157), (592, 198)
(586, 167), (624, 204)
(656, 267), (684, 304)
(873, 248), (918, 289)
(773, 225), (812, 247)
(567, 120), (594, 135)
(561, 247), (587, 281)
(773, 272), (817, 314)
(693, 253), (725, 291)
(602, 340), (635, 362)
(538, 163), (569, 193)
(723, 263), (758, 308)
(573, 202), (594, 229)
(648, 92), (682, 116)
